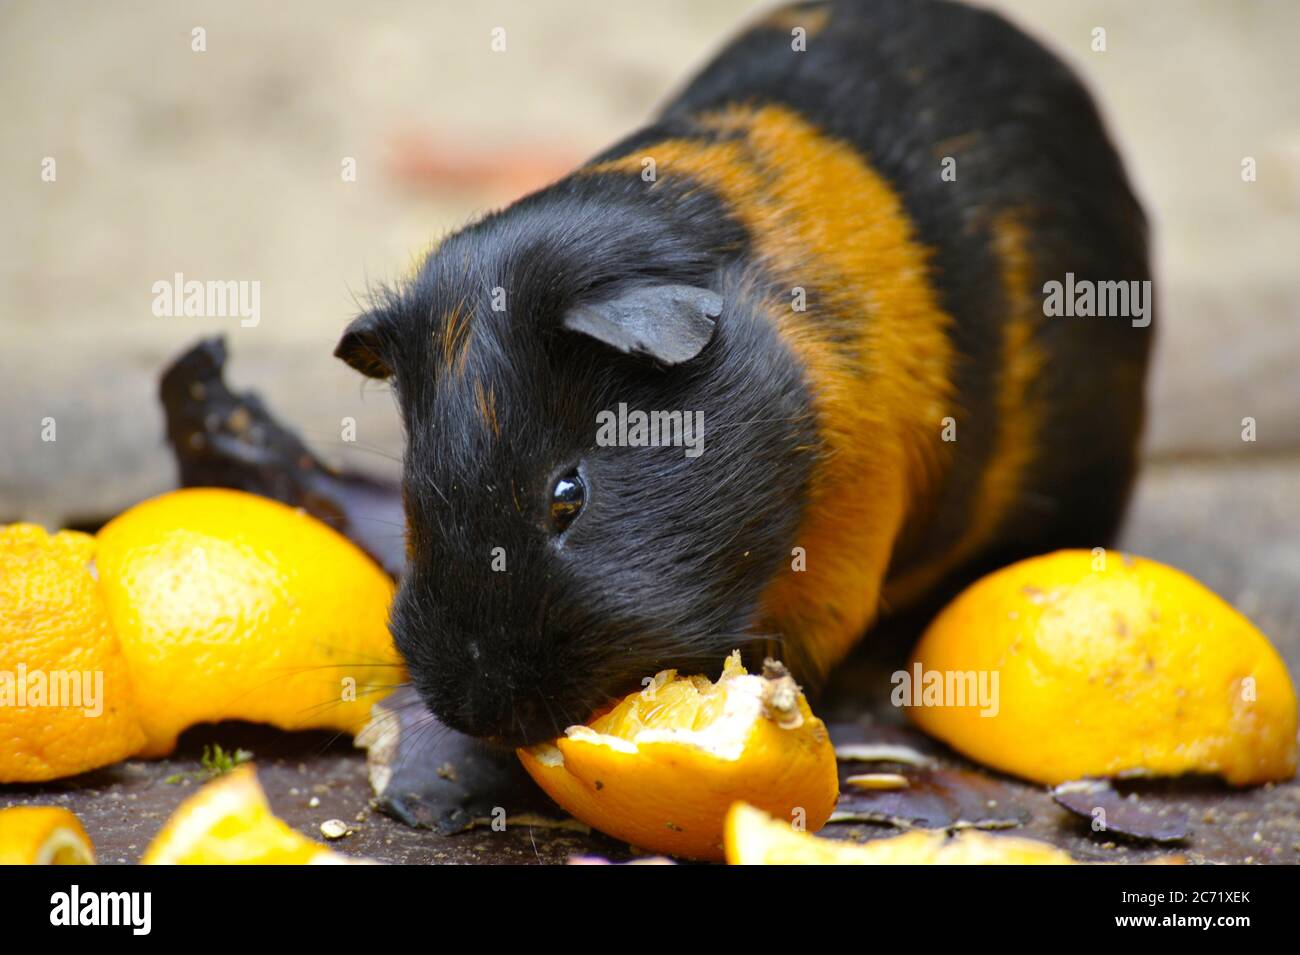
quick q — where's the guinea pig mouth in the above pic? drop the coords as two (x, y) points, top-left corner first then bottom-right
(416, 681), (576, 748)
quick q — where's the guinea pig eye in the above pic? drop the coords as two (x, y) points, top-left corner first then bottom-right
(550, 469), (585, 532)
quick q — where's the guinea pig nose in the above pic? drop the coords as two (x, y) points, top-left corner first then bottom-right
(434, 685), (557, 746)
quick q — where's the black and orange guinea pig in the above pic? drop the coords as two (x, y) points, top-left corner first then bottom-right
(334, 0), (1152, 745)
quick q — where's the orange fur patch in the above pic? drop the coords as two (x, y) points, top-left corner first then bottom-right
(882, 213), (1044, 609)
(439, 299), (472, 377)
(763, 4), (831, 38)
(474, 379), (499, 437)
(586, 105), (956, 678)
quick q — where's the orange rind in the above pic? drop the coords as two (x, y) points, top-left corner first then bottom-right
(725, 801), (1073, 865)
(95, 489), (403, 757)
(0, 524), (145, 782)
(0, 806), (96, 864)
(519, 653), (838, 860)
(142, 764), (358, 864)
(906, 550), (1298, 786)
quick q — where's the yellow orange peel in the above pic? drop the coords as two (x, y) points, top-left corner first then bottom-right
(519, 653), (838, 861)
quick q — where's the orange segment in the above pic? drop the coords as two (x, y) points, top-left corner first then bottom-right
(725, 802), (1074, 865)
(0, 524), (145, 782)
(142, 764), (353, 864)
(518, 654), (838, 861)
(907, 550), (1298, 786)
(95, 489), (403, 757)
(0, 806), (96, 864)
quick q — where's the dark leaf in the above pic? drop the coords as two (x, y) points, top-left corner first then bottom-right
(1051, 779), (1191, 844)
(357, 686), (570, 835)
(159, 337), (406, 577)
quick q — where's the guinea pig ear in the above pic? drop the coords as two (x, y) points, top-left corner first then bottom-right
(334, 311), (392, 379)
(561, 284), (722, 366)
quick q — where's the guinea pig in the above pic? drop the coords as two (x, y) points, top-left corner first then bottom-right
(334, 0), (1152, 745)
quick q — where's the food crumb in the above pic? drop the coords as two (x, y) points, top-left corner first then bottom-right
(320, 819), (350, 840)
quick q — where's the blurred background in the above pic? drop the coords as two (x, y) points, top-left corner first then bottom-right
(1, 0), (1298, 526)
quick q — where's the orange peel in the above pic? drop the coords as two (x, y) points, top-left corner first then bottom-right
(906, 550), (1298, 786)
(142, 764), (359, 864)
(518, 653), (838, 861)
(0, 524), (145, 782)
(725, 801), (1073, 865)
(0, 806), (96, 864)
(95, 488), (403, 757)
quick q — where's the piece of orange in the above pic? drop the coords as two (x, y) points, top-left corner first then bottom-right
(142, 764), (353, 864)
(95, 489), (403, 757)
(907, 550), (1298, 786)
(725, 802), (1073, 865)
(518, 653), (838, 861)
(0, 806), (96, 864)
(0, 524), (146, 782)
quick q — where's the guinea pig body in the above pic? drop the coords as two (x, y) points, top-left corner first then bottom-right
(336, 0), (1152, 744)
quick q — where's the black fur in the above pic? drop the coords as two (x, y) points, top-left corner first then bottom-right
(336, 0), (1152, 744)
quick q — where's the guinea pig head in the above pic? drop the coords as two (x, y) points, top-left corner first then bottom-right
(335, 229), (815, 746)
